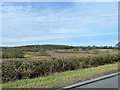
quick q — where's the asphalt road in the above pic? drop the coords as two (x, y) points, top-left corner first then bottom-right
(75, 74), (119, 88)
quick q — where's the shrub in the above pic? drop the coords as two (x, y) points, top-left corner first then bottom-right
(2, 49), (24, 58)
(37, 49), (50, 56)
(93, 50), (100, 54)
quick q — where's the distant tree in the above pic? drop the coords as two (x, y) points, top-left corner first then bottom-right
(37, 49), (50, 56)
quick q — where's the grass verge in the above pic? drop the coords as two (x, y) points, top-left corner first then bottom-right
(2, 62), (118, 88)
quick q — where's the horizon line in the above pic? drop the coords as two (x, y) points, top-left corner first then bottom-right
(0, 44), (116, 48)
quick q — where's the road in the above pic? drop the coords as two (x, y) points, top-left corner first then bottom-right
(63, 73), (119, 90)
(68, 74), (119, 90)
(77, 74), (119, 88)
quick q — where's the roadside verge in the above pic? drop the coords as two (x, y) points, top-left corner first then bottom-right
(2, 62), (119, 88)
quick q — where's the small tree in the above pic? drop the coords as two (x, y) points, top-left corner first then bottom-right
(38, 49), (50, 56)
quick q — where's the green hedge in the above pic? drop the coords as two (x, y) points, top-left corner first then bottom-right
(2, 54), (119, 83)
(2, 50), (24, 58)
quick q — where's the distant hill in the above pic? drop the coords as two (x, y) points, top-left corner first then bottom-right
(1, 44), (115, 52)
(19, 44), (76, 49)
(2, 44), (77, 52)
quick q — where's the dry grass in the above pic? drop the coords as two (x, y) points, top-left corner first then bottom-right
(47, 51), (92, 58)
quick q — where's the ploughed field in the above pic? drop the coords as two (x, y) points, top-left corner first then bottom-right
(1, 45), (119, 83)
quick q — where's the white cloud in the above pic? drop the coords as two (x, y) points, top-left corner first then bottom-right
(2, 32), (117, 44)
(2, 2), (118, 46)
(2, 0), (120, 2)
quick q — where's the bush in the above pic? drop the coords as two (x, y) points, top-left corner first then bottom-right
(93, 50), (100, 54)
(2, 48), (24, 58)
(37, 49), (50, 56)
(2, 51), (24, 58)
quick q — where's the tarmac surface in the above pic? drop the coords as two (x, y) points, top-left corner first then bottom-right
(74, 74), (119, 89)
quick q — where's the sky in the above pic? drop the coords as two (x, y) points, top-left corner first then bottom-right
(2, 2), (118, 47)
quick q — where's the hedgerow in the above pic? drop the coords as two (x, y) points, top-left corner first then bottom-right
(2, 54), (119, 83)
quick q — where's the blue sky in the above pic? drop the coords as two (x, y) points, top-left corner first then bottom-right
(2, 2), (118, 47)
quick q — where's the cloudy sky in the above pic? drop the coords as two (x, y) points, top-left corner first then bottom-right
(2, 2), (118, 47)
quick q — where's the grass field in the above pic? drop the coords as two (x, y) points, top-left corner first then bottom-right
(2, 62), (118, 88)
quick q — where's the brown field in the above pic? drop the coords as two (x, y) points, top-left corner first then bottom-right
(22, 49), (118, 60)
(47, 51), (93, 58)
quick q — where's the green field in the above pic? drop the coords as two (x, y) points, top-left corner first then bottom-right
(2, 62), (118, 88)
